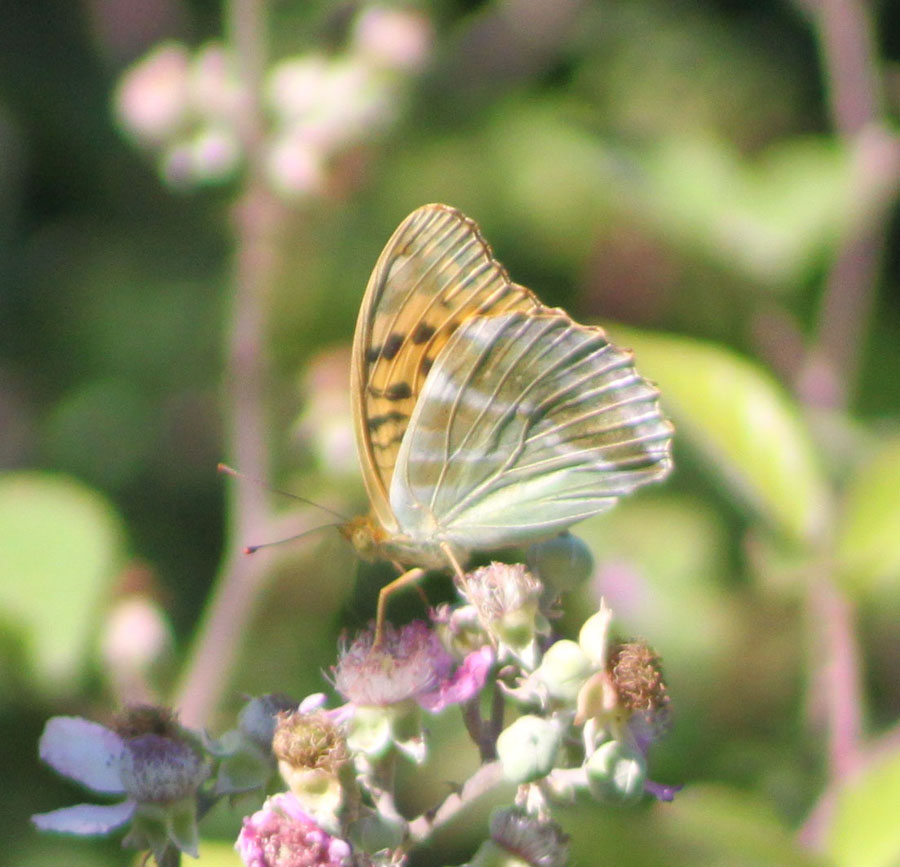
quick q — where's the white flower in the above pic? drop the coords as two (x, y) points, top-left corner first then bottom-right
(32, 711), (208, 858)
(32, 717), (136, 836)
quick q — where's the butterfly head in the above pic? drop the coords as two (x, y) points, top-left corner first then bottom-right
(339, 514), (389, 562)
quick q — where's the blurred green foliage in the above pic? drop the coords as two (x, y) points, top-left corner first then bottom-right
(3, 0), (900, 865)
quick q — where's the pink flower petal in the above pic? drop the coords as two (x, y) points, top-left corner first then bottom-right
(39, 717), (125, 793)
(418, 645), (494, 713)
(32, 800), (135, 834)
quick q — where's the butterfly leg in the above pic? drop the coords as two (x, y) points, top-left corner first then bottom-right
(440, 542), (467, 584)
(374, 567), (426, 647)
(390, 559), (432, 611)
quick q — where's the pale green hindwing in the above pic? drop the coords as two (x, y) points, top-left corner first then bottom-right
(389, 310), (673, 551)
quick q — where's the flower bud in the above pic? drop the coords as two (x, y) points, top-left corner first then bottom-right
(534, 640), (593, 703)
(585, 740), (646, 805)
(239, 693), (297, 750)
(210, 693), (299, 796)
(497, 715), (561, 784)
(577, 601), (613, 668)
(527, 533), (594, 595)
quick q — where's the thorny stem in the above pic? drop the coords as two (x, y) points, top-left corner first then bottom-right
(461, 680), (504, 761)
(174, 0), (288, 728)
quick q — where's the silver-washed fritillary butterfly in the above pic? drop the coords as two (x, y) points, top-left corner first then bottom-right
(341, 204), (673, 581)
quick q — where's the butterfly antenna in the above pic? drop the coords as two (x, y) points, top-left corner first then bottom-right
(217, 463), (349, 522)
(243, 524), (343, 555)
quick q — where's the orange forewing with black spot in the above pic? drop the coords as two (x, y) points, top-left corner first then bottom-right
(350, 204), (541, 531)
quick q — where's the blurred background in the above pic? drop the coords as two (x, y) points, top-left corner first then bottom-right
(3, 0), (900, 864)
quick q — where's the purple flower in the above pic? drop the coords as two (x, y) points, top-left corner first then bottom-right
(236, 792), (353, 867)
(333, 621), (491, 711)
(331, 621), (493, 762)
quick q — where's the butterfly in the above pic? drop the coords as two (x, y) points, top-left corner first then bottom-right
(340, 204), (673, 582)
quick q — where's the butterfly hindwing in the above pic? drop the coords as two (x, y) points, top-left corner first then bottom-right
(351, 204), (540, 528)
(389, 310), (673, 551)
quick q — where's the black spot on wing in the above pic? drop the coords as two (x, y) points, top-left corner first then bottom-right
(367, 410), (408, 431)
(382, 333), (403, 360)
(412, 322), (436, 344)
(368, 382), (413, 400)
(384, 382), (412, 400)
(366, 333), (404, 364)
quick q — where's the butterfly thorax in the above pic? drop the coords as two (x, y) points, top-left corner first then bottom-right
(339, 513), (462, 571)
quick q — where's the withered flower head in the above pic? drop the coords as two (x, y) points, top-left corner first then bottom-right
(608, 640), (670, 731)
(272, 710), (348, 776)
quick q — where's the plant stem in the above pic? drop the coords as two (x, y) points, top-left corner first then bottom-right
(407, 761), (509, 845)
(795, 0), (900, 410)
(174, 0), (286, 728)
(793, 0), (899, 851)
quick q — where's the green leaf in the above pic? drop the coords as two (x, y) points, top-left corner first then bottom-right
(562, 784), (824, 866)
(641, 134), (852, 287)
(662, 785), (825, 866)
(0, 472), (125, 691)
(836, 437), (900, 594)
(616, 330), (828, 544)
(828, 749), (900, 867)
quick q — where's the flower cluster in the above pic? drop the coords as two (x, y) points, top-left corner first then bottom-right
(32, 550), (678, 865)
(114, 4), (431, 197)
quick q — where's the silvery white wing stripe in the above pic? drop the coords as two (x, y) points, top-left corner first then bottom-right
(390, 311), (672, 550)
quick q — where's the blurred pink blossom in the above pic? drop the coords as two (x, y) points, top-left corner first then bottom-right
(352, 6), (432, 72)
(266, 132), (326, 198)
(114, 42), (190, 142)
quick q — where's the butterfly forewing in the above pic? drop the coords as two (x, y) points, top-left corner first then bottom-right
(351, 204), (541, 528)
(390, 311), (673, 551)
